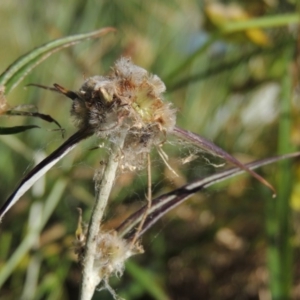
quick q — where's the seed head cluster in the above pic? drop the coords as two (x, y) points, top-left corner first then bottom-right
(72, 57), (176, 170)
(74, 225), (143, 296)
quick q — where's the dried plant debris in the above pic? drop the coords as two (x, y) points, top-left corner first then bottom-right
(0, 85), (9, 114)
(74, 209), (143, 299)
(0, 57), (273, 221)
(0, 85), (62, 135)
(69, 57), (176, 170)
(5, 105), (63, 132)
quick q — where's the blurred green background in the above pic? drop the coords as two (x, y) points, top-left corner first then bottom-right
(0, 1), (300, 299)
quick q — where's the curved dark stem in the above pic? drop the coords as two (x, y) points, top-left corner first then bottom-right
(173, 126), (276, 196)
(0, 128), (93, 220)
(27, 83), (79, 100)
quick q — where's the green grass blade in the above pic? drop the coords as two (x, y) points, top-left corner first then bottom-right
(222, 13), (300, 33)
(0, 27), (115, 94)
(125, 260), (169, 300)
(165, 34), (217, 84)
(267, 47), (295, 299)
(0, 179), (68, 288)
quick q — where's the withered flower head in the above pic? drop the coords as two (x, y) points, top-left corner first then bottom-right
(72, 57), (176, 170)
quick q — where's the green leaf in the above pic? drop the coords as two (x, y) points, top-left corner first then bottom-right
(0, 27), (115, 94)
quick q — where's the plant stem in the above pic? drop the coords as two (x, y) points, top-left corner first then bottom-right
(79, 130), (127, 300)
(130, 153), (152, 246)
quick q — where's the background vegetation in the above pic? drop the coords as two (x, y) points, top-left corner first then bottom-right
(0, 1), (299, 299)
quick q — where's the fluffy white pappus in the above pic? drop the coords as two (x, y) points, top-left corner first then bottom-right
(113, 57), (148, 82)
(149, 74), (166, 95)
(113, 57), (166, 97)
(81, 76), (106, 90)
(154, 102), (177, 133)
(93, 231), (143, 281)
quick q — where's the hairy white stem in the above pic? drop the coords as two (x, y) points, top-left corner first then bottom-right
(79, 130), (127, 300)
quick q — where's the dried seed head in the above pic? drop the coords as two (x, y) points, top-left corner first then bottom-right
(74, 209), (143, 281)
(94, 231), (143, 280)
(71, 58), (176, 170)
(75, 228), (143, 292)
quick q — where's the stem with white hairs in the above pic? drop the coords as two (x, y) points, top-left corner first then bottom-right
(79, 130), (127, 300)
